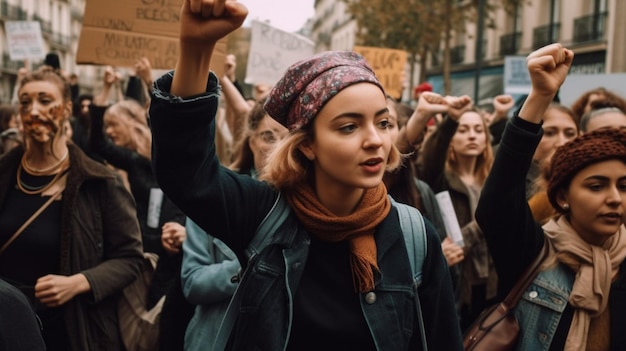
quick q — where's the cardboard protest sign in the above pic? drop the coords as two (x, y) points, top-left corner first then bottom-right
(353, 46), (407, 100)
(77, 0), (225, 75)
(4, 21), (46, 61)
(245, 20), (315, 86)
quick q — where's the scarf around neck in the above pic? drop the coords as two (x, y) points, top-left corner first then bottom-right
(542, 217), (626, 351)
(285, 182), (390, 293)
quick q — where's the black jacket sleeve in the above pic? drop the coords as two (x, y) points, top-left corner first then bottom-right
(475, 116), (546, 298)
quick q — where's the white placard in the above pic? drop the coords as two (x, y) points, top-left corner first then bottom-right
(4, 21), (46, 61)
(559, 73), (626, 107)
(503, 56), (532, 95)
(245, 20), (315, 86)
(435, 191), (465, 247)
(147, 188), (163, 229)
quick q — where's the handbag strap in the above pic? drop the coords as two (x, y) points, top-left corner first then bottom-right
(0, 176), (66, 256)
(502, 240), (549, 308)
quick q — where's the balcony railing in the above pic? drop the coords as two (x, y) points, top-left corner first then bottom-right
(318, 32), (331, 45)
(573, 12), (607, 44)
(51, 33), (71, 49)
(500, 32), (521, 56)
(71, 6), (84, 22)
(1, 0), (27, 20)
(33, 15), (53, 35)
(2, 53), (24, 71)
(450, 45), (465, 64)
(532, 23), (560, 49)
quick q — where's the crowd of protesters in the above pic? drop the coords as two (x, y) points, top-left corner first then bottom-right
(3, 1), (626, 350)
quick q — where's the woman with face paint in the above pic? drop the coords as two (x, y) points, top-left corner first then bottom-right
(0, 67), (144, 351)
(149, 1), (462, 350)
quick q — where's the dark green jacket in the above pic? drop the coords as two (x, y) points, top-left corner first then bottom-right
(0, 143), (144, 351)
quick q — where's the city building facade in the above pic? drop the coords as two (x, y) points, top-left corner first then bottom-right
(311, 0), (625, 103)
(0, 0), (104, 104)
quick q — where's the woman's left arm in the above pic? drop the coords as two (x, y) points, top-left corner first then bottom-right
(81, 175), (145, 302)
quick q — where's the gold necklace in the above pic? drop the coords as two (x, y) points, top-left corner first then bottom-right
(16, 159), (69, 195)
(21, 149), (69, 176)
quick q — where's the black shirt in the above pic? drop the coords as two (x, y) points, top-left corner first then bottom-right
(287, 237), (376, 351)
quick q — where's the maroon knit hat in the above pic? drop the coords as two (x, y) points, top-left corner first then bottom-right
(263, 51), (384, 132)
(547, 128), (626, 212)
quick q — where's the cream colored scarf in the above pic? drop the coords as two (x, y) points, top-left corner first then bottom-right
(542, 217), (626, 351)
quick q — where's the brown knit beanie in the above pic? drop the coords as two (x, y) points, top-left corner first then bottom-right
(547, 128), (626, 212)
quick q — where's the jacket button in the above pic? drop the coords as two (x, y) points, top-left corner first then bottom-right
(529, 291), (538, 299)
(365, 292), (377, 304)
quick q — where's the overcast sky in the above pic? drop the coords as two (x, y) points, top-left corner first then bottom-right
(239, 0), (315, 32)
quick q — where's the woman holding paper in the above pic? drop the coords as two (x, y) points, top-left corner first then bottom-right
(418, 95), (497, 331)
(384, 95), (465, 269)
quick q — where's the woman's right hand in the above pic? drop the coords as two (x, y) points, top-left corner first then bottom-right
(519, 44), (574, 123)
(441, 237), (464, 266)
(526, 43), (573, 98)
(414, 92), (449, 117)
(172, 0), (248, 97)
(443, 95), (473, 121)
(180, 0), (248, 46)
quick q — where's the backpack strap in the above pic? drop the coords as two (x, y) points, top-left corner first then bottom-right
(215, 194), (429, 351)
(389, 195), (429, 351)
(245, 192), (290, 260)
(392, 196), (427, 286)
(212, 192), (289, 351)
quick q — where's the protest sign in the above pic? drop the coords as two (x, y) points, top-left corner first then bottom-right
(4, 21), (46, 61)
(353, 46), (407, 100)
(77, 0), (225, 75)
(245, 20), (315, 86)
(503, 56), (532, 95)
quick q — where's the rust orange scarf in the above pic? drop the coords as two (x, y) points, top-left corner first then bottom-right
(286, 182), (390, 293)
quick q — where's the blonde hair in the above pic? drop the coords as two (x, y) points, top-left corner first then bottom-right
(446, 109), (494, 185)
(259, 128), (402, 190)
(104, 99), (152, 160)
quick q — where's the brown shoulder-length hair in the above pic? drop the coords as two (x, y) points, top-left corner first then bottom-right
(445, 108), (494, 186)
(259, 124), (403, 191)
(570, 87), (626, 123)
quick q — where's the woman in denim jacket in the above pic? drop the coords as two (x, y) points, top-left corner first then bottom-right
(476, 43), (626, 350)
(149, 1), (462, 350)
(181, 98), (287, 350)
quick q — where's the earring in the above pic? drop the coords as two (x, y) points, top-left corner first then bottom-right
(562, 203), (570, 210)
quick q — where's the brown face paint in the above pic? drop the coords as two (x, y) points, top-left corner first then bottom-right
(18, 81), (68, 145)
(22, 103), (64, 142)
(46, 104), (64, 134)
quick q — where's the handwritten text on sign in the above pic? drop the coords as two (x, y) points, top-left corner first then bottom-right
(353, 46), (407, 100)
(245, 20), (315, 86)
(77, 0), (225, 74)
(5, 21), (46, 61)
